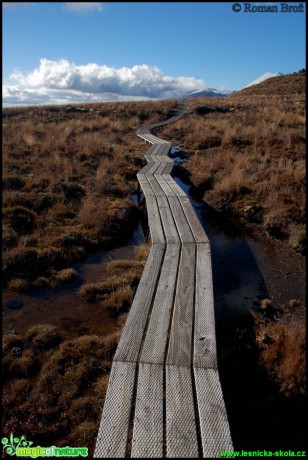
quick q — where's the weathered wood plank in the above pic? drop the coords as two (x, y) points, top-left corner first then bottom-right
(114, 243), (165, 363)
(179, 196), (209, 243)
(168, 196), (195, 243)
(163, 174), (187, 197)
(155, 195), (180, 244)
(145, 143), (159, 155)
(166, 365), (199, 458)
(139, 179), (156, 198)
(155, 174), (177, 196)
(94, 361), (136, 458)
(166, 243), (196, 367)
(194, 243), (217, 369)
(156, 195), (169, 208)
(160, 154), (174, 163)
(138, 162), (155, 175)
(146, 175), (168, 197)
(161, 162), (174, 175)
(140, 244), (181, 364)
(146, 162), (163, 175)
(153, 163), (169, 176)
(194, 368), (233, 457)
(131, 363), (164, 458)
(145, 195), (165, 243)
(156, 144), (168, 155)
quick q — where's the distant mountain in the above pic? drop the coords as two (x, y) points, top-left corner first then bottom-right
(181, 86), (233, 99)
(244, 72), (283, 88)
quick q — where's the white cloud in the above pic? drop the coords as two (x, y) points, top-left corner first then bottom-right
(4, 58), (207, 106)
(64, 2), (105, 13)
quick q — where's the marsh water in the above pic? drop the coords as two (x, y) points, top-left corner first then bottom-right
(2, 149), (306, 450)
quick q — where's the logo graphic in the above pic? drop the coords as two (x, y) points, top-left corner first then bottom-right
(1, 434), (88, 457)
(2, 434), (33, 456)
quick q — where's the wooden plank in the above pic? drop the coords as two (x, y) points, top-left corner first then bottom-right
(145, 162), (162, 175)
(194, 368), (233, 457)
(145, 195), (165, 243)
(166, 243), (196, 367)
(155, 194), (180, 243)
(160, 143), (171, 156)
(138, 162), (155, 175)
(153, 163), (169, 176)
(179, 196), (209, 243)
(149, 156), (163, 163)
(137, 134), (152, 143)
(166, 365), (199, 458)
(94, 361), (136, 458)
(161, 163), (174, 175)
(149, 144), (163, 157)
(140, 244), (181, 364)
(155, 174), (177, 197)
(194, 243), (217, 369)
(114, 243), (165, 362)
(131, 363), (164, 458)
(160, 154), (174, 163)
(145, 143), (158, 155)
(163, 174), (187, 197)
(156, 195), (169, 208)
(139, 180), (155, 198)
(137, 174), (150, 184)
(152, 144), (166, 156)
(146, 175), (167, 197)
(144, 153), (155, 163)
(168, 196), (195, 243)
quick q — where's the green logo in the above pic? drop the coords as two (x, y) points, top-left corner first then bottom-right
(2, 434), (33, 456)
(1, 434), (88, 457)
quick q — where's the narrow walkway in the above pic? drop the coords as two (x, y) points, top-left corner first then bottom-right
(94, 106), (233, 458)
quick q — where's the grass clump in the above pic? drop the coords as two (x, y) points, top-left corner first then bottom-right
(253, 308), (306, 398)
(2, 326), (121, 454)
(159, 74), (306, 252)
(2, 100), (177, 290)
(25, 324), (62, 350)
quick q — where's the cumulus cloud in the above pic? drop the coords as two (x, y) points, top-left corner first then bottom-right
(3, 58), (207, 106)
(64, 3), (105, 13)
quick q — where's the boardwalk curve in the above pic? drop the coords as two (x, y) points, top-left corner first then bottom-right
(94, 106), (233, 458)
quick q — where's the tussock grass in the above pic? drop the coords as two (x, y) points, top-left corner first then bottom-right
(159, 76), (306, 253)
(2, 99), (178, 290)
(2, 241), (151, 454)
(253, 308), (306, 398)
(2, 326), (121, 453)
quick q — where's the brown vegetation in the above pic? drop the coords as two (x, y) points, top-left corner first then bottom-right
(2, 243), (150, 455)
(159, 73), (306, 254)
(252, 302), (306, 398)
(2, 99), (178, 290)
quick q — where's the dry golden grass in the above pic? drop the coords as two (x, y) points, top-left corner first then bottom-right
(78, 243), (149, 308)
(253, 308), (306, 398)
(159, 76), (306, 253)
(2, 100), (178, 290)
(2, 325), (121, 454)
(2, 241), (151, 453)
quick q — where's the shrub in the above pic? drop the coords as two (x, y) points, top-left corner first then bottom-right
(5, 206), (36, 234)
(7, 176), (25, 190)
(54, 268), (78, 283)
(253, 312), (306, 398)
(25, 324), (62, 350)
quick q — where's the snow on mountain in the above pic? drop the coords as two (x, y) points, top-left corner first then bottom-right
(244, 72), (283, 88)
(181, 86), (233, 99)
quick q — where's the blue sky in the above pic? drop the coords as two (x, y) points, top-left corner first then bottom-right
(3, 2), (306, 106)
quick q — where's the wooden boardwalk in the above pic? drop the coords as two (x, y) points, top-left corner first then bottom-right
(94, 106), (233, 458)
